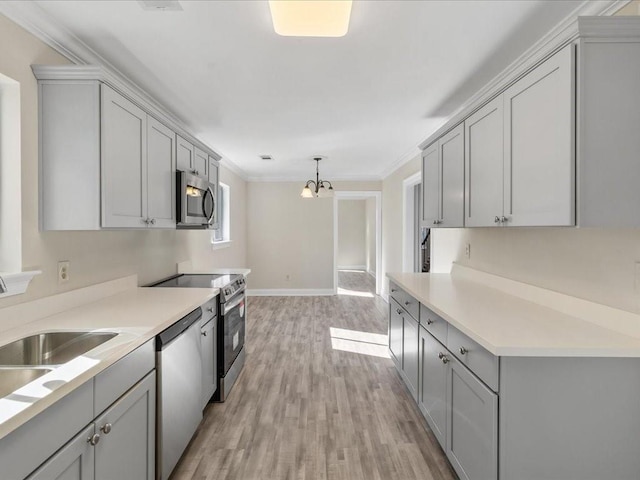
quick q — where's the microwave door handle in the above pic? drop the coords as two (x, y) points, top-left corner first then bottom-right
(205, 187), (215, 224)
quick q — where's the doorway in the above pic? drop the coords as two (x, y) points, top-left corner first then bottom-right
(333, 191), (382, 296)
(402, 172), (429, 273)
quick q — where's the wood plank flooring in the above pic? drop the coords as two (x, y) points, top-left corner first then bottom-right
(172, 271), (456, 480)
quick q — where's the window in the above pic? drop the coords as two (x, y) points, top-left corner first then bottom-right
(213, 182), (231, 247)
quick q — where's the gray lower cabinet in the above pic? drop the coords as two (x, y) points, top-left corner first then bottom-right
(28, 372), (156, 480)
(389, 300), (403, 369)
(418, 326), (447, 448)
(402, 314), (419, 400)
(28, 425), (95, 480)
(200, 317), (217, 409)
(446, 355), (498, 480)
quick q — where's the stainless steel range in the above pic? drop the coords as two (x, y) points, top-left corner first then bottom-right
(148, 273), (246, 402)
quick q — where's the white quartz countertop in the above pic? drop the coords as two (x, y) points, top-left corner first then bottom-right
(387, 270), (640, 357)
(0, 285), (218, 439)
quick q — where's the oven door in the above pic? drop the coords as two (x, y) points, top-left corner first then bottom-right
(221, 291), (245, 375)
(177, 171), (216, 227)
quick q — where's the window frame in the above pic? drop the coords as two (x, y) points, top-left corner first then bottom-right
(212, 182), (231, 248)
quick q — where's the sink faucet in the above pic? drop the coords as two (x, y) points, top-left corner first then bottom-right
(0, 276), (6, 294)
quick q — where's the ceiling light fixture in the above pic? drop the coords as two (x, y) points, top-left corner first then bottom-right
(268, 0), (353, 38)
(301, 157), (334, 198)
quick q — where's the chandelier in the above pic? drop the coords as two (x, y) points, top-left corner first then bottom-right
(300, 157), (334, 198)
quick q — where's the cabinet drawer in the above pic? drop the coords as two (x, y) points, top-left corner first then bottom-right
(94, 340), (154, 416)
(420, 304), (448, 344)
(389, 282), (419, 321)
(447, 325), (499, 392)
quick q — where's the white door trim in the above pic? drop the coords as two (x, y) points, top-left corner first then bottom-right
(333, 191), (382, 296)
(402, 172), (422, 273)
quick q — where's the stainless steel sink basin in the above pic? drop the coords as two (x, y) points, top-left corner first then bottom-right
(0, 368), (51, 398)
(0, 332), (118, 366)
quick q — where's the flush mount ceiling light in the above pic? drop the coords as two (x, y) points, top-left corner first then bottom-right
(268, 0), (353, 38)
(301, 157), (334, 198)
(138, 0), (183, 11)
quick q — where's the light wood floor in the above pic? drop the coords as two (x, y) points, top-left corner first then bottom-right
(172, 271), (456, 480)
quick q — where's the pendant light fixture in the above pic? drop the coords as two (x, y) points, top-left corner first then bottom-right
(301, 157), (334, 198)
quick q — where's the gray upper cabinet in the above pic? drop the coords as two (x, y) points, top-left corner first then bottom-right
(446, 355), (498, 480)
(421, 141), (439, 227)
(422, 124), (464, 228)
(194, 147), (209, 180)
(146, 117), (177, 228)
(503, 44), (575, 227)
(101, 86), (148, 228)
(200, 318), (217, 409)
(464, 96), (504, 227)
(176, 135), (194, 172)
(418, 327), (447, 449)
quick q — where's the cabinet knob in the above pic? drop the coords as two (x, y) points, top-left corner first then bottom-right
(207, 307), (215, 313)
(459, 347), (468, 355)
(441, 356), (450, 364)
(494, 216), (500, 223)
(426, 319), (434, 325)
(501, 216), (509, 223)
(438, 352), (445, 359)
(150, 218), (156, 225)
(433, 220), (441, 225)
(391, 288), (397, 293)
(396, 308), (402, 315)
(100, 423), (112, 435)
(404, 301), (410, 306)
(143, 218), (150, 225)
(201, 330), (207, 336)
(87, 433), (100, 446)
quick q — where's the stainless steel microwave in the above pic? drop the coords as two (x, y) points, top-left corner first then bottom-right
(176, 170), (218, 229)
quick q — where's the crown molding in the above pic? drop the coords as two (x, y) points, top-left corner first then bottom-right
(416, 0), (627, 151)
(379, 147), (421, 180)
(578, 15), (640, 37)
(219, 157), (249, 181)
(246, 173), (383, 183)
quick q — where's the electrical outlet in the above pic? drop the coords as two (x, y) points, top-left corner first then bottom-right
(465, 243), (471, 259)
(285, 274), (290, 282)
(58, 261), (70, 284)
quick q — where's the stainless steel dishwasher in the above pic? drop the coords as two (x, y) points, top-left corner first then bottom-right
(156, 307), (203, 480)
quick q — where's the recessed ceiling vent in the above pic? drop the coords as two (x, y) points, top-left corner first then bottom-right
(138, 1), (183, 11)
(260, 155), (274, 161)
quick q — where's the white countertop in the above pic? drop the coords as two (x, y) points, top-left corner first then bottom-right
(0, 283), (218, 440)
(388, 268), (640, 358)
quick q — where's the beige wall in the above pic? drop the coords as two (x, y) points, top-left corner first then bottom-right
(381, 155), (422, 297)
(337, 200), (366, 268)
(0, 14), (247, 308)
(365, 198), (376, 275)
(616, 0), (640, 16)
(246, 181), (381, 291)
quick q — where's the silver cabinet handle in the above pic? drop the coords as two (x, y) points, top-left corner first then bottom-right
(438, 352), (445, 359)
(433, 219), (441, 225)
(88, 433), (100, 446)
(501, 216), (509, 223)
(391, 288), (397, 293)
(207, 307), (215, 313)
(404, 301), (411, 306)
(396, 308), (402, 315)
(100, 423), (112, 435)
(201, 330), (207, 336)
(459, 347), (468, 355)
(494, 216), (500, 223)
(441, 355), (450, 364)
(143, 218), (149, 225)
(426, 319), (434, 325)
(150, 218), (156, 225)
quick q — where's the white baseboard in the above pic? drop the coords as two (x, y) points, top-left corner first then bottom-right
(247, 288), (335, 297)
(337, 265), (366, 271)
(367, 269), (376, 279)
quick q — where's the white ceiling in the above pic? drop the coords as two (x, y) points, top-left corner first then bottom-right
(24, 0), (584, 180)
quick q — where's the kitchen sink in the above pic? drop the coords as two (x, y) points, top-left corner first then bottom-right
(0, 332), (118, 366)
(0, 368), (52, 399)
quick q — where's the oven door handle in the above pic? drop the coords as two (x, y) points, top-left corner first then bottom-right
(223, 293), (245, 316)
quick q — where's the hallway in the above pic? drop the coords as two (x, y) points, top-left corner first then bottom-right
(172, 271), (455, 480)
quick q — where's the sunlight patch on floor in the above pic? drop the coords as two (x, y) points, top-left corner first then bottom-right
(337, 287), (374, 298)
(330, 327), (390, 358)
(338, 269), (366, 273)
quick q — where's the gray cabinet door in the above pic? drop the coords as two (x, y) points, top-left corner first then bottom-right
(201, 318), (217, 409)
(94, 372), (156, 480)
(447, 356), (498, 480)
(389, 301), (404, 369)
(147, 117), (176, 229)
(464, 96), (504, 227)
(402, 315), (419, 400)
(421, 141), (439, 227)
(439, 124), (465, 227)
(101, 85), (148, 228)
(176, 135), (194, 172)
(503, 44), (574, 227)
(28, 425), (95, 480)
(194, 147), (209, 180)
(418, 327), (447, 449)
